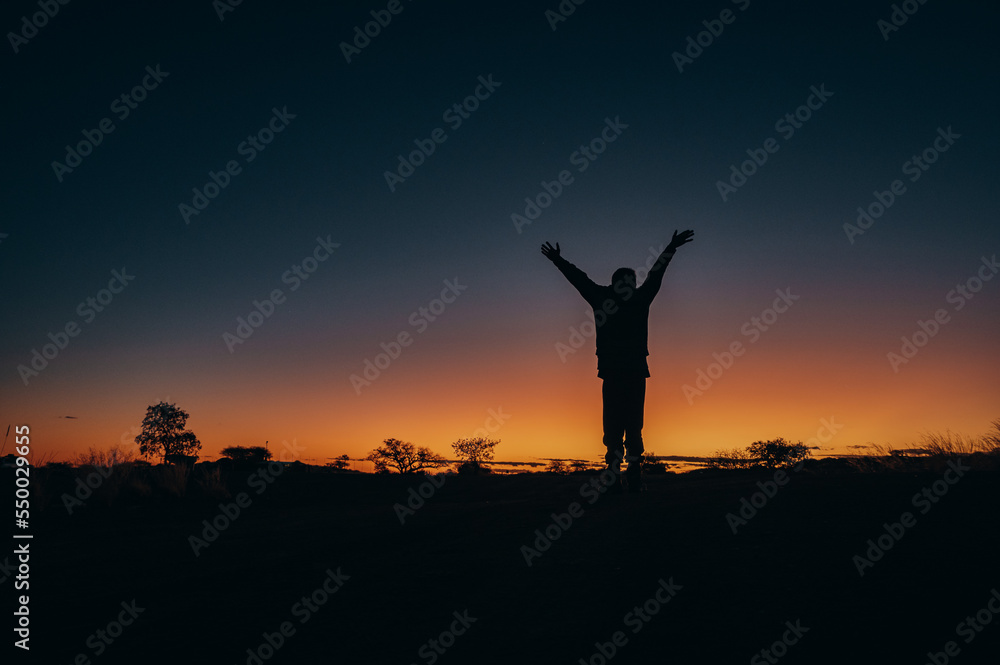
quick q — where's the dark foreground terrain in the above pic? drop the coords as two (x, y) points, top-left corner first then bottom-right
(6, 458), (1000, 664)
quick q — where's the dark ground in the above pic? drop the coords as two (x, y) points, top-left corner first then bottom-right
(6, 458), (1000, 665)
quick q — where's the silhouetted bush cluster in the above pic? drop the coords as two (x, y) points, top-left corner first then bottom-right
(707, 438), (810, 470)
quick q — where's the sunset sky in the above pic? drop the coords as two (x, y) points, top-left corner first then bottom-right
(2, 0), (998, 467)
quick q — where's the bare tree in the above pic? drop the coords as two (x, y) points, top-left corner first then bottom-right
(545, 460), (568, 474)
(365, 438), (447, 474)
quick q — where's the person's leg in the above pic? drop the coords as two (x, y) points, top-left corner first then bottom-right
(623, 377), (646, 490)
(602, 378), (626, 473)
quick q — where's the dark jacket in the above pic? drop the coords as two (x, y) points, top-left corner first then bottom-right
(552, 248), (675, 378)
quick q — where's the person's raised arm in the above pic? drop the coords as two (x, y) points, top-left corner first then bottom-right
(541, 241), (601, 305)
(641, 229), (695, 299)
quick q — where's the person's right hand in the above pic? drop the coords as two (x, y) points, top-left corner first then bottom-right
(667, 229), (695, 251)
(541, 241), (561, 261)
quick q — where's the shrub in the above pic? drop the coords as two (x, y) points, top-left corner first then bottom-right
(746, 438), (810, 469)
(220, 445), (272, 463)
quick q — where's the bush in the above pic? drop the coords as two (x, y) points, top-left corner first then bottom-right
(220, 445), (272, 463)
(707, 439), (810, 470)
(456, 461), (492, 475)
(326, 454), (351, 470)
(747, 438), (810, 469)
(545, 460), (568, 474)
(642, 452), (668, 474)
(706, 448), (755, 470)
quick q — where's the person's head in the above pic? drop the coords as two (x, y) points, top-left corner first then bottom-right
(611, 267), (636, 291)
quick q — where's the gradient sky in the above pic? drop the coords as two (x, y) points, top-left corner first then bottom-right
(2, 0), (998, 466)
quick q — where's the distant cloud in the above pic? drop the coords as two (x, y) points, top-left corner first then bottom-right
(57, 415), (79, 419)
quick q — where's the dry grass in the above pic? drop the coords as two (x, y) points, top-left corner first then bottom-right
(28, 448), (58, 468)
(844, 443), (910, 473)
(156, 463), (190, 498)
(128, 477), (152, 498)
(982, 418), (1000, 454)
(195, 466), (230, 499)
(73, 444), (137, 467)
(919, 430), (987, 456)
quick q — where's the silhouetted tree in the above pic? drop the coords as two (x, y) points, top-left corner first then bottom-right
(545, 460), (568, 474)
(219, 445), (272, 463)
(451, 437), (499, 472)
(365, 438), (447, 474)
(326, 454), (351, 470)
(134, 401), (201, 463)
(747, 438), (810, 469)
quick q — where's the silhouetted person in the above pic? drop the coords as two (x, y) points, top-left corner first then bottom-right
(542, 230), (695, 491)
